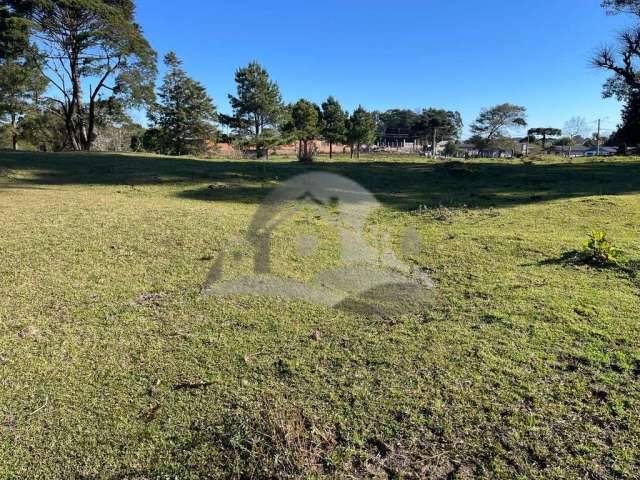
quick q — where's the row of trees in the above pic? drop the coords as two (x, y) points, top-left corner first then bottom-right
(0, 0), (556, 160)
(0, 1), (380, 160)
(0, 0), (632, 159)
(141, 58), (379, 160)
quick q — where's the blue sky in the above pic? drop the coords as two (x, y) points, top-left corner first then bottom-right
(135, 0), (631, 137)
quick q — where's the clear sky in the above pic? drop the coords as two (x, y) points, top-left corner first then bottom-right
(135, 0), (632, 138)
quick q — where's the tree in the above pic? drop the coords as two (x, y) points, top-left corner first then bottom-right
(227, 61), (283, 158)
(378, 109), (419, 133)
(91, 97), (143, 152)
(0, 51), (47, 150)
(585, 133), (610, 147)
(611, 94), (640, 146)
(283, 99), (323, 162)
(148, 52), (217, 156)
(470, 103), (527, 149)
(602, 0), (640, 15)
(563, 117), (589, 156)
(443, 140), (460, 157)
(0, 7), (47, 150)
(141, 127), (162, 153)
(592, 2), (640, 145)
(1, 0), (157, 151)
(321, 96), (347, 159)
(528, 127), (562, 153)
(346, 106), (376, 159)
(18, 99), (67, 151)
(413, 108), (463, 155)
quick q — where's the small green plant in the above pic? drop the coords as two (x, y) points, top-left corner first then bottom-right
(580, 231), (622, 266)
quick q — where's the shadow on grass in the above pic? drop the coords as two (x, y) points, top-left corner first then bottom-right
(538, 251), (640, 285)
(1, 150), (639, 211)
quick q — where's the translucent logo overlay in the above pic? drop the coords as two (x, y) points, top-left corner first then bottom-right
(203, 172), (434, 316)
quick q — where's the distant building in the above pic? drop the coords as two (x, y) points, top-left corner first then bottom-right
(375, 129), (426, 152)
(552, 145), (617, 157)
(458, 143), (480, 157)
(585, 146), (617, 156)
(456, 138), (528, 158)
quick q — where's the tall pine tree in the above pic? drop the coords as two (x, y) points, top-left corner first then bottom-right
(346, 106), (377, 158)
(149, 52), (217, 156)
(321, 96), (347, 159)
(0, 48), (47, 150)
(285, 99), (323, 162)
(226, 61), (283, 158)
(0, 4), (47, 150)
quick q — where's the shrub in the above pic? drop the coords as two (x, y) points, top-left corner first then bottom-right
(580, 231), (622, 266)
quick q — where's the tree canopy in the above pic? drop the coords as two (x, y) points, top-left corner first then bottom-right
(321, 96), (347, 158)
(0, 41), (47, 150)
(412, 108), (463, 154)
(346, 106), (377, 158)
(378, 109), (419, 133)
(470, 103), (527, 148)
(148, 52), (217, 156)
(528, 127), (562, 151)
(0, 0), (157, 150)
(593, 1), (640, 144)
(285, 99), (323, 162)
(602, 0), (640, 15)
(226, 61), (284, 158)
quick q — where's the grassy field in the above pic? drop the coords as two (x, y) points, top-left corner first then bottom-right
(0, 151), (639, 479)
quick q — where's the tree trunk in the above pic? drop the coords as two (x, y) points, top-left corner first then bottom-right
(432, 129), (437, 157)
(10, 112), (17, 151)
(329, 141), (333, 159)
(255, 119), (264, 159)
(68, 49), (89, 150)
(86, 92), (96, 151)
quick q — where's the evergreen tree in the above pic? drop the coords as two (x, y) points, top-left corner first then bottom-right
(321, 96), (347, 158)
(346, 106), (377, 159)
(0, 7), (47, 150)
(141, 128), (163, 153)
(0, 50), (47, 150)
(612, 94), (640, 146)
(227, 61), (283, 158)
(18, 99), (67, 151)
(412, 108), (463, 155)
(286, 99), (322, 162)
(149, 52), (217, 156)
(1, 0), (157, 151)
(527, 127), (562, 153)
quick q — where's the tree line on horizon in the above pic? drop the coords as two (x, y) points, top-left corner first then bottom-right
(0, 0), (635, 160)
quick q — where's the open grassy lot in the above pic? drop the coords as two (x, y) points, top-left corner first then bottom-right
(0, 151), (639, 479)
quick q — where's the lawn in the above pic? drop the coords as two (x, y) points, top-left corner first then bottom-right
(0, 151), (639, 479)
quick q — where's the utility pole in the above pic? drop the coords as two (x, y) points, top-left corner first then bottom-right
(596, 119), (601, 156)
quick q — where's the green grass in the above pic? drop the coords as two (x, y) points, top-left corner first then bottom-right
(0, 151), (639, 479)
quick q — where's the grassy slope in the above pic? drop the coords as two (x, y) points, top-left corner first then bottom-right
(0, 151), (639, 479)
